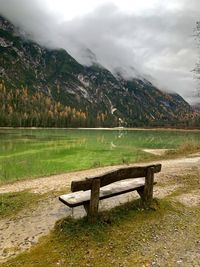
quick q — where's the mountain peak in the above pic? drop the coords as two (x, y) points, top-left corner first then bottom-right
(0, 15), (197, 127)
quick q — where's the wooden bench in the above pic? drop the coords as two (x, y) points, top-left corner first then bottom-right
(59, 164), (161, 222)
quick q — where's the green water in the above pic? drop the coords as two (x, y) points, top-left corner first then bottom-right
(0, 128), (200, 183)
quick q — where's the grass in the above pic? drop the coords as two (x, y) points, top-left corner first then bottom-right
(0, 188), (69, 219)
(1, 170), (200, 266)
(0, 191), (44, 219)
(1, 197), (200, 267)
(0, 128), (200, 184)
(174, 140), (200, 154)
(0, 199), (170, 267)
(165, 140), (200, 157)
(165, 173), (200, 198)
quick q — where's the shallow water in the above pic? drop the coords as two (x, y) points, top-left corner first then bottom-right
(0, 128), (200, 182)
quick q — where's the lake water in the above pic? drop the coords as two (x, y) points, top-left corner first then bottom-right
(0, 128), (200, 183)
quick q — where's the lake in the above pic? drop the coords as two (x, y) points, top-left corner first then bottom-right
(0, 128), (200, 183)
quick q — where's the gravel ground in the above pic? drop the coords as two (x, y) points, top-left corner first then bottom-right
(0, 153), (200, 263)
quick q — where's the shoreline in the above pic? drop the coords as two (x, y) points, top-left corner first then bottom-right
(0, 127), (200, 132)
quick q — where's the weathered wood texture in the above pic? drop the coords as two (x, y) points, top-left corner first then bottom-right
(59, 178), (156, 207)
(144, 167), (154, 205)
(88, 179), (100, 222)
(71, 164), (161, 192)
(59, 164), (162, 222)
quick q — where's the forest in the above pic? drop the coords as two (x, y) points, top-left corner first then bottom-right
(0, 81), (199, 128)
(0, 81), (113, 128)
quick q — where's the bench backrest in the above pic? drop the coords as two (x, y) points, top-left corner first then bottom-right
(71, 164), (161, 192)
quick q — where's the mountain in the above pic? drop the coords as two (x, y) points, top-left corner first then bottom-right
(193, 103), (200, 111)
(0, 16), (197, 127)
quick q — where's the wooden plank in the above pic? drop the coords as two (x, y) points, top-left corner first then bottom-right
(59, 178), (157, 207)
(71, 164), (161, 192)
(88, 179), (100, 223)
(143, 167), (154, 207)
(59, 191), (90, 207)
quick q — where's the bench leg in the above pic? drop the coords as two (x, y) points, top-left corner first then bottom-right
(87, 179), (100, 223)
(137, 187), (149, 209)
(144, 167), (154, 207)
(137, 167), (154, 208)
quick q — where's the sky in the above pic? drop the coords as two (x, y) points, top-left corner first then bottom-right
(0, 0), (200, 104)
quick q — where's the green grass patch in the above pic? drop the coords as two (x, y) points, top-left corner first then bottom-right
(2, 197), (200, 267)
(1, 170), (200, 266)
(0, 198), (189, 267)
(0, 191), (43, 219)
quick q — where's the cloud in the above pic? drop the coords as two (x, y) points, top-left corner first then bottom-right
(0, 0), (61, 47)
(0, 0), (199, 103)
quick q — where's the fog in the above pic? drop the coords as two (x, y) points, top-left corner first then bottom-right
(0, 0), (200, 103)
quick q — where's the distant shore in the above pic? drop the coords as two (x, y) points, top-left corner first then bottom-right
(0, 127), (200, 132)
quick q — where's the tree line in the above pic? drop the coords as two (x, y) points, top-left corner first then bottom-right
(0, 81), (199, 128)
(0, 82), (110, 128)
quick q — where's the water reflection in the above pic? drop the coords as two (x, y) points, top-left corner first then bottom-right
(0, 128), (200, 182)
(110, 129), (127, 149)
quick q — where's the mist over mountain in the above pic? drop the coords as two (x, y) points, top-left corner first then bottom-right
(0, 0), (199, 104)
(1, 16), (198, 128)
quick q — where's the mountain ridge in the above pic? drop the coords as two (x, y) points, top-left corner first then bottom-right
(0, 15), (197, 127)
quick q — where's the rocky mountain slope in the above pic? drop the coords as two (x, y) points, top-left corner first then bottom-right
(0, 16), (196, 127)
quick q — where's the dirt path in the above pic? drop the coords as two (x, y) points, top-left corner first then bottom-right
(0, 154), (200, 262)
(1, 154), (199, 194)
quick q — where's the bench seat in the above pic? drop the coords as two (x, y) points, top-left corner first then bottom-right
(59, 177), (151, 207)
(59, 164), (161, 222)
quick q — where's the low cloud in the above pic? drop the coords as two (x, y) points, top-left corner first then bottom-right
(0, 0), (200, 103)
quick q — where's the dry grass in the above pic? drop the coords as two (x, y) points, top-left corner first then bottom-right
(165, 140), (200, 157)
(1, 197), (200, 267)
(177, 140), (200, 153)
